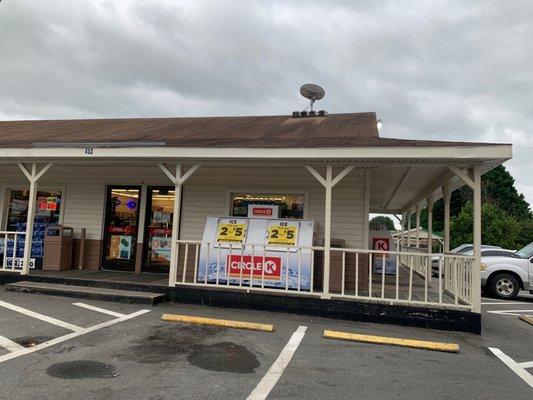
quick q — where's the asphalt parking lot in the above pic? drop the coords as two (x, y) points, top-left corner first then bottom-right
(0, 288), (532, 400)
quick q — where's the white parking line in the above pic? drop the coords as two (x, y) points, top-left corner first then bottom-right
(0, 300), (83, 332)
(0, 309), (150, 363)
(487, 309), (533, 316)
(247, 325), (307, 400)
(73, 302), (126, 318)
(0, 335), (25, 352)
(482, 301), (531, 305)
(519, 361), (533, 369)
(489, 348), (533, 388)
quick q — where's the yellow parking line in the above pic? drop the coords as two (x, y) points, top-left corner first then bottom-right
(323, 329), (460, 353)
(161, 314), (275, 332)
(519, 315), (533, 326)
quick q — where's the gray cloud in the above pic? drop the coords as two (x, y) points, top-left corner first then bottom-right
(0, 0), (532, 202)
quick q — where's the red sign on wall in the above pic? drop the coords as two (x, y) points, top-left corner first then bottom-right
(252, 207), (273, 217)
(372, 237), (390, 251)
(227, 255), (282, 281)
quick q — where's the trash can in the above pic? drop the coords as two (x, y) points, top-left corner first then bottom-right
(43, 226), (73, 271)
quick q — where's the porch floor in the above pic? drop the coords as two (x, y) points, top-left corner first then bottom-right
(16, 265), (460, 307)
(27, 269), (168, 287)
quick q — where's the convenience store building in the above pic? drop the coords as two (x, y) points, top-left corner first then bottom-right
(0, 112), (512, 332)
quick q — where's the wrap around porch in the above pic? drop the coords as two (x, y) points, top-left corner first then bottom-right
(1, 159), (486, 314)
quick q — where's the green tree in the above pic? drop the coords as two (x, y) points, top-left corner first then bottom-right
(411, 165), (532, 249)
(369, 215), (395, 231)
(449, 201), (521, 249)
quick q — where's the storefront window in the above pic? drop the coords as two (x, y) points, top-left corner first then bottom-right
(144, 187), (175, 273)
(103, 187), (140, 270)
(3, 189), (63, 267)
(230, 193), (305, 219)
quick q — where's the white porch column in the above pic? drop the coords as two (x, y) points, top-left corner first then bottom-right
(398, 213), (407, 251)
(406, 210), (412, 247)
(170, 164), (182, 286)
(159, 163), (201, 286)
(415, 204), (421, 248)
(17, 163), (53, 275)
(305, 164), (355, 299)
(324, 165), (333, 298)
(426, 194), (434, 283)
(363, 169), (370, 249)
(442, 182), (451, 253)
(472, 165), (482, 313)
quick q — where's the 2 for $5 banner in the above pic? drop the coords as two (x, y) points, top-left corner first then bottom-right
(216, 218), (248, 243)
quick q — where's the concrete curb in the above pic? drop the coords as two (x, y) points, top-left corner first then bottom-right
(323, 329), (460, 353)
(519, 315), (533, 326)
(161, 313), (275, 332)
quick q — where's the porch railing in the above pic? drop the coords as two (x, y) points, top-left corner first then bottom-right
(443, 254), (475, 305)
(172, 240), (475, 310)
(398, 245), (429, 279)
(0, 231), (26, 273)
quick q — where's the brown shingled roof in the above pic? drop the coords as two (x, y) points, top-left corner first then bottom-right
(0, 112), (502, 148)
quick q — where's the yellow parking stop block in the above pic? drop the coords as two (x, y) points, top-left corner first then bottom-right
(519, 315), (533, 326)
(161, 314), (275, 332)
(323, 329), (459, 353)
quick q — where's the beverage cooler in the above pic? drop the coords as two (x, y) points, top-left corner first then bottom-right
(4, 189), (63, 269)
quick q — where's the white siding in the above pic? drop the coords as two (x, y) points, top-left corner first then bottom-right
(1, 164), (366, 248)
(181, 166), (365, 248)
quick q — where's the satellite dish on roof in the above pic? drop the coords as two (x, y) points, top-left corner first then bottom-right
(300, 83), (325, 112)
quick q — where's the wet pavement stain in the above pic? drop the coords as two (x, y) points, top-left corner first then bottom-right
(46, 360), (118, 380)
(117, 324), (222, 364)
(186, 342), (260, 374)
(12, 335), (55, 348)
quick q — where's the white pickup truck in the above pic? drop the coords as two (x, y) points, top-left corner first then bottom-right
(481, 242), (533, 299)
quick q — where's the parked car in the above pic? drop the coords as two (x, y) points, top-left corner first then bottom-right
(481, 242), (533, 299)
(431, 244), (503, 275)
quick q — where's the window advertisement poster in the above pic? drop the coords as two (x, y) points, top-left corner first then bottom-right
(150, 236), (172, 262)
(370, 230), (397, 274)
(197, 217), (314, 290)
(109, 235), (133, 260)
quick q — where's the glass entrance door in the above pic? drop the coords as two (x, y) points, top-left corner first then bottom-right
(102, 187), (141, 271)
(143, 187), (175, 273)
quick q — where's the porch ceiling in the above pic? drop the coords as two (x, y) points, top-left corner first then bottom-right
(369, 165), (450, 213)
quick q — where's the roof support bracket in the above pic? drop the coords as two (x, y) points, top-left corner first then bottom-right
(305, 165), (355, 188)
(158, 163), (201, 185)
(448, 165), (475, 189)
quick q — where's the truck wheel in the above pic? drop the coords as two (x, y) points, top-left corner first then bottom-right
(490, 273), (520, 300)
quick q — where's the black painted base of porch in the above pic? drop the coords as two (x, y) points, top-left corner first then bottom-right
(0, 271), (481, 334)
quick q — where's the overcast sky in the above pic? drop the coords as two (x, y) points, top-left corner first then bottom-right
(1, 0), (531, 204)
